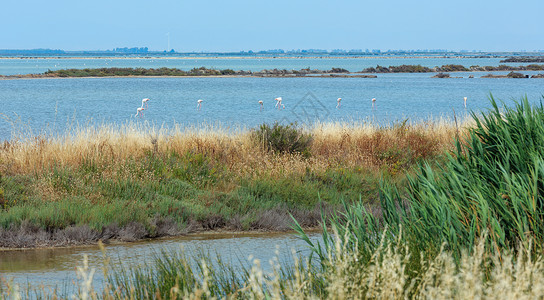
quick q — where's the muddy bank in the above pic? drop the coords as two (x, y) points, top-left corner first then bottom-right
(0, 205), (333, 249)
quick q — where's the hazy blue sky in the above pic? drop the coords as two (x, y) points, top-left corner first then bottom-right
(2, 0), (543, 52)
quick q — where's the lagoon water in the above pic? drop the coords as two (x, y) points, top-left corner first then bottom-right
(1, 57), (543, 141)
(1, 70), (543, 140)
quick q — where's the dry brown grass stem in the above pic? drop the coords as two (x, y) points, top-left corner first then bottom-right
(0, 120), (466, 180)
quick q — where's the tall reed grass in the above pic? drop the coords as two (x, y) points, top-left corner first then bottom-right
(297, 96), (544, 263)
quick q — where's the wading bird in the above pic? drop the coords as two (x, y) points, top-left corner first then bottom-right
(275, 97), (284, 109)
(372, 98), (376, 109)
(197, 99), (203, 110)
(135, 107), (145, 118)
(337, 97), (342, 109)
(464, 97), (467, 108)
(141, 98), (150, 109)
(258, 100), (263, 110)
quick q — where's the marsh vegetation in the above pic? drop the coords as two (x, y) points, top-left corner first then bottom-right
(1, 64), (544, 79)
(3, 97), (544, 299)
(0, 118), (456, 247)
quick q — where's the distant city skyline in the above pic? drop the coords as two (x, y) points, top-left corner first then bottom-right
(1, 47), (542, 54)
(2, 0), (543, 52)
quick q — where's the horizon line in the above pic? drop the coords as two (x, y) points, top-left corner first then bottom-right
(1, 48), (544, 55)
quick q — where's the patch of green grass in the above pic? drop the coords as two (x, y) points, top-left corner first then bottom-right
(240, 166), (382, 208)
(0, 155), (388, 234)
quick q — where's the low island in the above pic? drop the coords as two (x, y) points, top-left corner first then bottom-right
(1, 64), (544, 79)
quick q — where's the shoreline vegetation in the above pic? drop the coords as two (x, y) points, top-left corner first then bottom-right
(500, 56), (544, 63)
(5, 98), (544, 298)
(433, 71), (544, 78)
(1, 64), (544, 79)
(0, 119), (458, 249)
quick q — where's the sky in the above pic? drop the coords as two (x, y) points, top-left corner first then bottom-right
(2, 0), (543, 52)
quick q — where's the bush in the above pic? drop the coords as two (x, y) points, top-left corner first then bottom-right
(437, 64), (470, 72)
(220, 69), (235, 75)
(252, 122), (312, 156)
(507, 71), (527, 78)
(330, 67), (349, 73)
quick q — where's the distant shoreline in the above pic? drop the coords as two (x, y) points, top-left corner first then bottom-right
(0, 75), (379, 80)
(0, 55), (512, 60)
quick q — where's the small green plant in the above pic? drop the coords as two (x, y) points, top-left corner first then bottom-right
(171, 151), (220, 187)
(252, 122), (313, 156)
(0, 188), (5, 209)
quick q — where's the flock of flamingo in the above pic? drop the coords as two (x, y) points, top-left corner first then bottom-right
(134, 96), (467, 117)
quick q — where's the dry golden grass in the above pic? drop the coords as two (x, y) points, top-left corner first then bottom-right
(321, 233), (544, 300)
(0, 119), (464, 180)
(310, 119), (461, 171)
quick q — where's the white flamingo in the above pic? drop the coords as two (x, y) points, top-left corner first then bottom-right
(372, 98), (376, 109)
(275, 97), (284, 110)
(197, 99), (203, 110)
(258, 100), (263, 111)
(135, 107), (145, 118)
(464, 97), (467, 108)
(336, 98), (342, 109)
(141, 98), (150, 109)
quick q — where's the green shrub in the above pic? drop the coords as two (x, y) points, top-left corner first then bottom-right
(437, 64), (470, 72)
(220, 69), (236, 75)
(330, 67), (349, 73)
(507, 71), (527, 78)
(252, 122), (312, 156)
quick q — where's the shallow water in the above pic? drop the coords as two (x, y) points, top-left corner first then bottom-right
(0, 232), (321, 294)
(1, 71), (543, 140)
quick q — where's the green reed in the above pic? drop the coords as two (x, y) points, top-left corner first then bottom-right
(297, 96), (544, 263)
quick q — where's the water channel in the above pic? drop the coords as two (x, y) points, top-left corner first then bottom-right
(0, 231), (321, 295)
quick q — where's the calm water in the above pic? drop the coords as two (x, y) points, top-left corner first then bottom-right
(0, 232), (320, 295)
(1, 56), (541, 76)
(1, 72), (543, 140)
